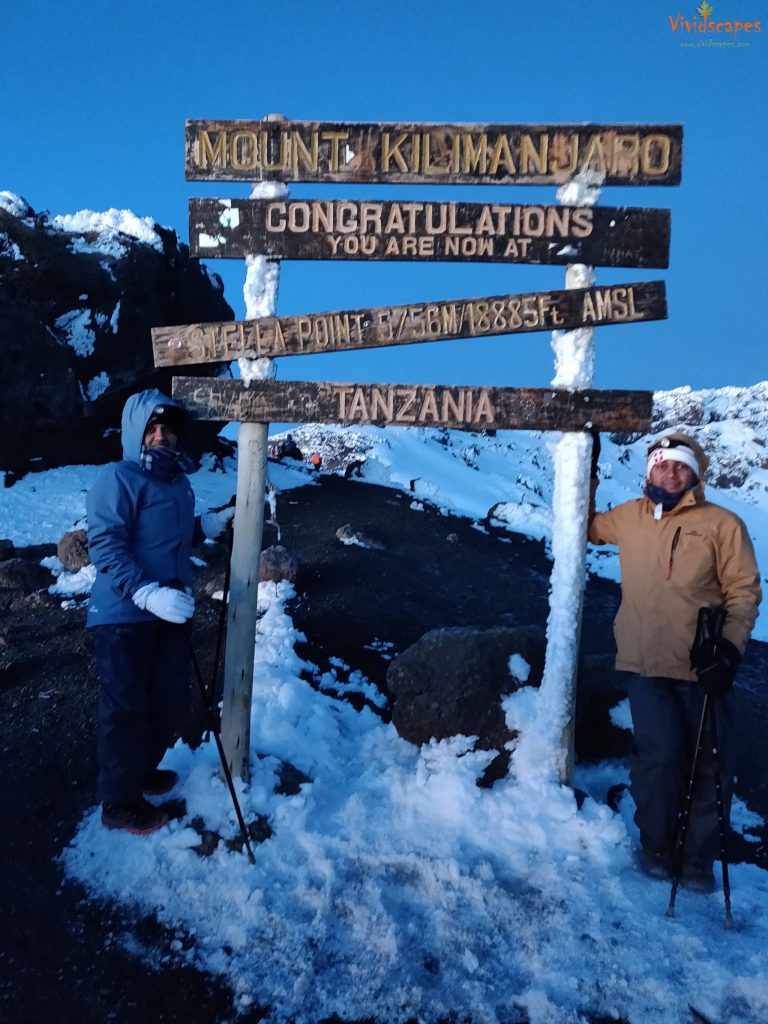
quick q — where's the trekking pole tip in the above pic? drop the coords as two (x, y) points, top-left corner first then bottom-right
(725, 910), (734, 929)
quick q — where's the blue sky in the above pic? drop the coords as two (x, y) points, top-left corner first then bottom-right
(3, 0), (766, 393)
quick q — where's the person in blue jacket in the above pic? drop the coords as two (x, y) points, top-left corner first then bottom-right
(87, 389), (233, 835)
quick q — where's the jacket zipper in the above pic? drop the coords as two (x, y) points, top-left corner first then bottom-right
(667, 526), (682, 580)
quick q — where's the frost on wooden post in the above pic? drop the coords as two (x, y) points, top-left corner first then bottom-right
(239, 181), (288, 387)
(550, 171), (603, 389)
(528, 170), (603, 783)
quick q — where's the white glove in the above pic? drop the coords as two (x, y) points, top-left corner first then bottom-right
(132, 582), (195, 624)
(201, 506), (235, 540)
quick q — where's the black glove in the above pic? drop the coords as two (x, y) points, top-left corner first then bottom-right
(589, 429), (601, 480)
(696, 638), (741, 699)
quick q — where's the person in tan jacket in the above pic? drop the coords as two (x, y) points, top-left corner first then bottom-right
(589, 431), (761, 890)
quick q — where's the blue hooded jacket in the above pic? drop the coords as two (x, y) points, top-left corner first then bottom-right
(86, 389), (200, 627)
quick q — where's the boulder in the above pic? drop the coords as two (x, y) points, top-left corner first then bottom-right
(57, 530), (90, 572)
(259, 545), (301, 584)
(0, 194), (234, 477)
(386, 625), (545, 748)
(575, 652), (633, 760)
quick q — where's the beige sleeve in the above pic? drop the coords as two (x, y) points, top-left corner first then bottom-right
(717, 515), (762, 653)
(588, 493), (622, 546)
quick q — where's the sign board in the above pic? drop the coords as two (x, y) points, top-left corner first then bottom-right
(189, 198), (671, 269)
(186, 120), (683, 187)
(153, 282), (667, 367)
(172, 377), (653, 434)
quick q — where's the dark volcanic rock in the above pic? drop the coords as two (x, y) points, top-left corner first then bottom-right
(0, 557), (51, 594)
(386, 624), (545, 747)
(0, 195), (233, 476)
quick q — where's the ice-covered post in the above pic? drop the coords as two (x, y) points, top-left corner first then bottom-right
(540, 172), (603, 786)
(220, 118), (288, 783)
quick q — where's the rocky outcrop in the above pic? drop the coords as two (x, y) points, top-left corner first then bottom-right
(386, 624), (545, 748)
(0, 193), (233, 477)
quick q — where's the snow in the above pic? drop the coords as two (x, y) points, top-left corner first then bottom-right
(508, 654), (531, 683)
(42, 555), (97, 598)
(85, 371), (110, 401)
(0, 190), (34, 219)
(555, 169), (605, 207)
(51, 207), (164, 257)
(237, 181), (289, 386)
(53, 308), (96, 357)
(61, 582), (768, 1024)
(0, 232), (24, 260)
(609, 698), (633, 732)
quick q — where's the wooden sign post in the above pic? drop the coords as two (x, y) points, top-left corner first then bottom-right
(189, 197), (670, 269)
(173, 377), (653, 434)
(186, 120), (683, 187)
(218, 192), (283, 784)
(152, 281), (667, 366)
(176, 116), (681, 789)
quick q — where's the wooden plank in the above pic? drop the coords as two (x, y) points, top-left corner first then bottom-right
(186, 120), (683, 186)
(153, 282), (667, 368)
(188, 198), (670, 269)
(172, 377), (653, 433)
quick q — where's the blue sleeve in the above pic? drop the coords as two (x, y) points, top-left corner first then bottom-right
(86, 467), (151, 599)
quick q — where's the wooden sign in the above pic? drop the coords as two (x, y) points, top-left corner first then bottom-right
(153, 282), (667, 367)
(172, 377), (653, 433)
(186, 120), (683, 187)
(189, 198), (670, 269)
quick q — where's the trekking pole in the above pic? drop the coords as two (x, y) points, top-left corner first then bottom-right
(167, 577), (255, 865)
(666, 693), (709, 918)
(203, 521), (235, 740)
(708, 699), (733, 928)
(186, 633), (256, 864)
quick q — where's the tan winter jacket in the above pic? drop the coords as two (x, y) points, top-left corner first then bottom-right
(589, 443), (761, 680)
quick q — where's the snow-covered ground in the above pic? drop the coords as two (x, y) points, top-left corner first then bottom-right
(2, 384), (767, 1022)
(60, 582), (767, 1024)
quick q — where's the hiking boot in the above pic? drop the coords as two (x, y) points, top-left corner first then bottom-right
(637, 847), (671, 881)
(143, 769), (179, 796)
(682, 859), (716, 894)
(102, 798), (169, 835)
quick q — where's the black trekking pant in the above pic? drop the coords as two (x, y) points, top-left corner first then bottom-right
(625, 674), (733, 865)
(90, 622), (190, 805)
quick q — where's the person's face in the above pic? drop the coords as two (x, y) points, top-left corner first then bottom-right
(649, 459), (695, 492)
(143, 421), (178, 450)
